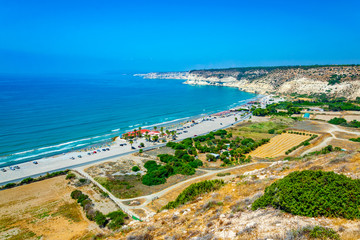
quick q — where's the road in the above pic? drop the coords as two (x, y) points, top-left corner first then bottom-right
(74, 161), (271, 219)
(301, 121), (360, 156)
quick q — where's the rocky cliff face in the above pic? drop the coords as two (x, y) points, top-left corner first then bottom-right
(186, 66), (360, 99)
(137, 65), (360, 99)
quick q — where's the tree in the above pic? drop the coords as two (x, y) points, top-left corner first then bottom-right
(152, 135), (159, 142)
(235, 117), (238, 122)
(129, 139), (134, 147)
(154, 126), (157, 131)
(94, 211), (106, 226)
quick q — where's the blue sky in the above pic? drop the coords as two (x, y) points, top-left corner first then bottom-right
(0, 0), (359, 75)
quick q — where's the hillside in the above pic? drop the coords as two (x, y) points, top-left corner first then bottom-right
(137, 65), (360, 99)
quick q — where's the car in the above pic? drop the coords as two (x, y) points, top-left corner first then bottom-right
(14, 166), (20, 169)
(33, 161), (38, 164)
(93, 151), (97, 154)
(97, 149), (101, 152)
(131, 146), (136, 150)
(184, 130), (188, 133)
(9, 167), (15, 171)
(78, 155), (82, 158)
(120, 144), (124, 146)
(102, 149), (106, 151)
(87, 152), (91, 155)
(70, 157), (75, 160)
(194, 135), (197, 137)
(1, 168), (6, 172)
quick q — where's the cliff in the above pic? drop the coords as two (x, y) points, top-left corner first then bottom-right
(136, 65), (360, 99)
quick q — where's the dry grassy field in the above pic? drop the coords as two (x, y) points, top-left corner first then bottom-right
(250, 133), (311, 158)
(0, 176), (95, 240)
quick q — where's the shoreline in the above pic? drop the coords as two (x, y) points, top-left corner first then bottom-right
(0, 96), (262, 186)
(0, 93), (261, 169)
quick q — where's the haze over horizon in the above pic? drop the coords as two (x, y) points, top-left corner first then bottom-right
(1, 0), (359, 75)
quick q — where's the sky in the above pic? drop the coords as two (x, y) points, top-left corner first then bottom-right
(0, 0), (359, 75)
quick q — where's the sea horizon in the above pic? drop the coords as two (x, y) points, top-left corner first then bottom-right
(0, 74), (257, 167)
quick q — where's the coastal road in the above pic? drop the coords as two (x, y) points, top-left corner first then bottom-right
(0, 113), (251, 186)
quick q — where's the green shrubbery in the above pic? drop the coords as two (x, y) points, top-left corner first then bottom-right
(285, 134), (318, 155)
(328, 117), (360, 128)
(163, 179), (225, 209)
(350, 137), (360, 142)
(71, 190), (128, 228)
(1, 170), (69, 190)
(252, 170), (360, 219)
(307, 145), (341, 156)
(132, 166), (140, 172)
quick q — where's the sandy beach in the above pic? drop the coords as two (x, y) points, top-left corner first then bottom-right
(0, 110), (252, 185)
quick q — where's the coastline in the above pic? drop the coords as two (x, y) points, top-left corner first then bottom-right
(0, 97), (260, 186)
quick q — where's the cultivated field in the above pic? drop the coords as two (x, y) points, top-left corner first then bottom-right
(250, 133), (311, 158)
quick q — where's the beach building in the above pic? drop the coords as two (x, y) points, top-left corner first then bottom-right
(122, 129), (160, 138)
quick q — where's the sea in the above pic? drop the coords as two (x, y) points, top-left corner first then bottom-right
(0, 74), (257, 167)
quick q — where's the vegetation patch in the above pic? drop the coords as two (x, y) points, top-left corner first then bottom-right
(328, 117), (360, 128)
(70, 189), (128, 228)
(252, 170), (360, 219)
(0, 170), (69, 190)
(53, 203), (82, 222)
(290, 225), (340, 240)
(349, 137), (360, 142)
(307, 145), (342, 156)
(162, 179), (225, 209)
(95, 176), (139, 198)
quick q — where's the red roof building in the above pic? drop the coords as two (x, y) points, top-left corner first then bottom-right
(123, 129), (160, 137)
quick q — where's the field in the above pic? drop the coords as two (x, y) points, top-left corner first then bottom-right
(250, 133), (311, 158)
(0, 176), (94, 240)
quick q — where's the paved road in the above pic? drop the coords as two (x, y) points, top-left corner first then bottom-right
(0, 113), (251, 187)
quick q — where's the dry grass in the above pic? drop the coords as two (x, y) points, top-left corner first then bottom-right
(0, 176), (94, 240)
(250, 133), (311, 158)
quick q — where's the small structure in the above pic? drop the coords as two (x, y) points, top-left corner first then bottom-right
(303, 113), (310, 119)
(209, 153), (220, 159)
(308, 107), (324, 112)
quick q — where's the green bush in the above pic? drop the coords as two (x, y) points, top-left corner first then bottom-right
(94, 211), (107, 226)
(328, 117), (347, 125)
(107, 210), (128, 230)
(268, 129), (275, 134)
(21, 177), (34, 184)
(349, 137), (360, 142)
(252, 170), (360, 219)
(70, 190), (82, 199)
(66, 172), (76, 179)
(163, 180), (225, 209)
(290, 226), (340, 240)
(132, 166), (140, 172)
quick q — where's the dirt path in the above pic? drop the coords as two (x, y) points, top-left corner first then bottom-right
(74, 161), (272, 219)
(301, 121), (360, 155)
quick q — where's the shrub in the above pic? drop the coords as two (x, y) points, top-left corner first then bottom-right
(328, 117), (347, 125)
(132, 166), (140, 172)
(350, 137), (360, 142)
(107, 210), (128, 230)
(290, 226), (340, 240)
(139, 149), (143, 154)
(66, 172), (76, 179)
(252, 170), (360, 219)
(163, 180), (225, 209)
(21, 177), (34, 184)
(71, 190), (83, 199)
(268, 129), (275, 134)
(217, 172), (231, 177)
(94, 211), (107, 226)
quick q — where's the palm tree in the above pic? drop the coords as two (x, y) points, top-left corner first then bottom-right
(160, 127), (164, 137)
(235, 117), (238, 122)
(129, 139), (134, 148)
(154, 126), (157, 131)
(166, 130), (170, 138)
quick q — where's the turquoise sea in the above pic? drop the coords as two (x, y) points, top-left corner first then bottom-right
(0, 75), (256, 167)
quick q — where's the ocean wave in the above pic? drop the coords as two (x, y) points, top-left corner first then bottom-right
(111, 128), (121, 132)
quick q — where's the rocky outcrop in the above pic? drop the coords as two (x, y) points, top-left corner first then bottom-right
(136, 65), (360, 99)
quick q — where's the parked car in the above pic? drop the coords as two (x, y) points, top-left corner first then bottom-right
(1, 168), (6, 172)
(87, 152), (91, 155)
(106, 148), (110, 151)
(131, 146), (136, 150)
(14, 166), (20, 169)
(78, 155), (82, 158)
(33, 161), (38, 164)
